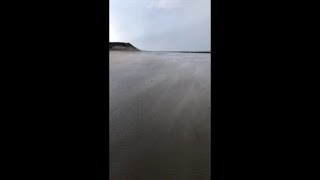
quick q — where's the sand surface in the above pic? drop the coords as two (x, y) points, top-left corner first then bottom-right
(110, 51), (211, 180)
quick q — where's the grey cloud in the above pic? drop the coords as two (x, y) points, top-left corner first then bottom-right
(110, 0), (210, 51)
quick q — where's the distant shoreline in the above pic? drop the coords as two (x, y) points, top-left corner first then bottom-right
(109, 49), (211, 54)
(143, 51), (211, 54)
(109, 42), (210, 53)
(110, 50), (210, 54)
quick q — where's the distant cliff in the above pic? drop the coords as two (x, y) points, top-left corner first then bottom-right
(109, 42), (139, 51)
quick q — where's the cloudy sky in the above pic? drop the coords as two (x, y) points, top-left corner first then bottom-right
(110, 0), (211, 51)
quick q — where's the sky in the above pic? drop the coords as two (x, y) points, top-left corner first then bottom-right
(110, 0), (211, 51)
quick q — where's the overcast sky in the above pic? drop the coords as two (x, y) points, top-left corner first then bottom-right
(110, 0), (211, 51)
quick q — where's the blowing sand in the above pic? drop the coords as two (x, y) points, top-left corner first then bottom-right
(110, 51), (211, 180)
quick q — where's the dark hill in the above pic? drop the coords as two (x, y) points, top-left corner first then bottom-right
(109, 42), (139, 51)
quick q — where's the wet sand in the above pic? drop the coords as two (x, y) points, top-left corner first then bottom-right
(110, 51), (211, 180)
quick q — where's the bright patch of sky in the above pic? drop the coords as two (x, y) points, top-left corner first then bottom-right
(110, 0), (210, 51)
